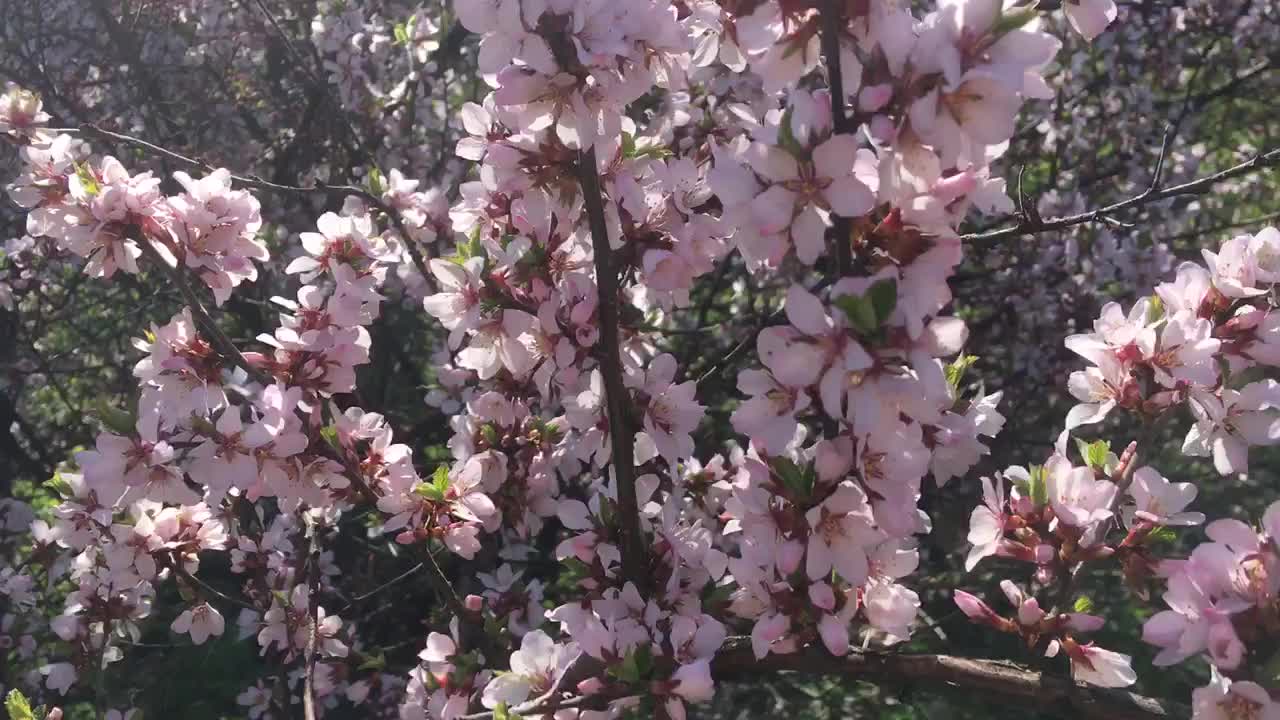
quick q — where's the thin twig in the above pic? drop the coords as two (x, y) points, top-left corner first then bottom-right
(1160, 209), (1280, 243)
(330, 456), (468, 622)
(134, 230), (275, 386)
(339, 562), (424, 613)
(176, 566), (259, 612)
(302, 515), (322, 720)
(963, 147), (1280, 244)
(249, 0), (368, 165)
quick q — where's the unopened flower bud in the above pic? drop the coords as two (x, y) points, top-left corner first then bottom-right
(858, 84), (894, 113)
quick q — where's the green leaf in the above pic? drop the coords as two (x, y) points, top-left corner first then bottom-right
(484, 613), (509, 641)
(833, 294), (878, 335)
(1027, 464), (1048, 507)
(1074, 439), (1111, 470)
(93, 396), (136, 435)
(867, 278), (898, 324)
(991, 6), (1038, 37)
(1147, 526), (1178, 545)
(619, 132), (672, 161)
(367, 166), (384, 195)
(74, 161), (100, 196)
(776, 106), (804, 157)
(452, 228), (486, 264)
(394, 22), (409, 45)
(1072, 596), (1095, 614)
(770, 457), (814, 500)
(610, 645), (654, 684)
(415, 466), (451, 501)
(5, 689), (35, 720)
(700, 579), (736, 608)
(45, 472), (72, 498)
(320, 425), (340, 450)
(357, 651), (387, 672)
(1145, 295), (1165, 325)
(945, 354), (978, 391)
(834, 280), (897, 335)
(419, 484), (444, 502)
(493, 703), (512, 720)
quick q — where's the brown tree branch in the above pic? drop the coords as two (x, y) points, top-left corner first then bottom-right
(820, 0), (854, 277)
(302, 517), (322, 720)
(574, 147), (645, 590)
(174, 566), (259, 612)
(248, 0), (368, 166)
(134, 232), (275, 386)
(712, 639), (1188, 720)
(963, 147), (1280, 244)
(441, 638), (1188, 720)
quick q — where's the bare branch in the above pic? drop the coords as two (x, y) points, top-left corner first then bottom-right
(174, 566), (259, 612)
(302, 517), (322, 720)
(963, 147), (1280, 244)
(339, 562), (424, 614)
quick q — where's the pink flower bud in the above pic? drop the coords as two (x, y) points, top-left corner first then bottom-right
(671, 660), (715, 702)
(1224, 308), (1264, 332)
(464, 594), (484, 612)
(777, 539), (804, 575)
(1207, 621), (1245, 670)
(932, 171), (978, 202)
(954, 590), (997, 623)
(1034, 564), (1055, 585)
(577, 677), (605, 695)
(808, 582), (836, 611)
(1033, 544), (1056, 564)
(814, 437), (853, 483)
(1064, 613), (1105, 633)
(857, 84), (894, 113)
(1017, 598), (1045, 627)
(867, 115), (897, 144)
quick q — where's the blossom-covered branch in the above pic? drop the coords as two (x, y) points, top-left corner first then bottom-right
(5, 0), (1280, 719)
(713, 639), (1189, 720)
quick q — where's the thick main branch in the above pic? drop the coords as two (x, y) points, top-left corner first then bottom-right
(574, 147), (645, 587)
(453, 640), (1187, 720)
(713, 640), (1188, 720)
(820, 0), (854, 277)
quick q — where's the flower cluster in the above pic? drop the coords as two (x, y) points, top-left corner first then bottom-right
(1143, 501), (1280, 717)
(1066, 227), (1280, 476)
(41, 0), (1280, 714)
(954, 437), (1198, 687)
